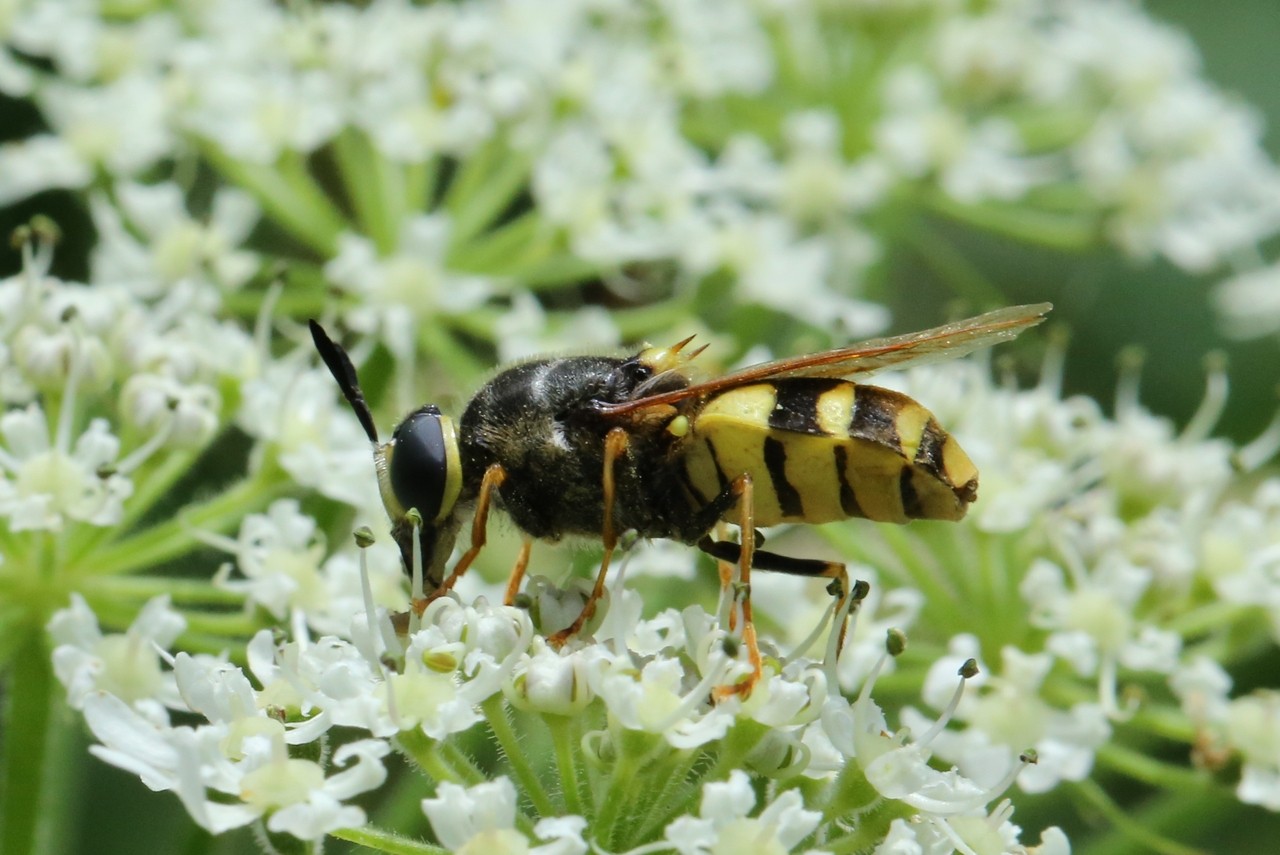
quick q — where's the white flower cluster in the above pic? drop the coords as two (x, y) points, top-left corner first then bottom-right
(0, 241), (377, 540)
(814, 351), (1280, 812)
(0, 232), (241, 532)
(5, 0), (1274, 343)
(50, 566), (1068, 850)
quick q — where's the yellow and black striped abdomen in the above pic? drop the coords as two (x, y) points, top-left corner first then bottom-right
(679, 379), (978, 527)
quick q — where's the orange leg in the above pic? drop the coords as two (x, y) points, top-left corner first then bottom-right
(503, 538), (533, 606)
(548, 427), (629, 646)
(714, 475), (762, 699)
(416, 463), (506, 614)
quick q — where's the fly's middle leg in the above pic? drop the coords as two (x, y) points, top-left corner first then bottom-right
(548, 427), (630, 646)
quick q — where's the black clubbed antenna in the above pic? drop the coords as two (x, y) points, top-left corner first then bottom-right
(309, 320), (379, 444)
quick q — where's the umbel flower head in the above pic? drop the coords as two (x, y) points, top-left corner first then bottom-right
(25, 300), (1280, 851)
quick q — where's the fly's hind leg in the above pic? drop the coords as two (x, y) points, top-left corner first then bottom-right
(548, 427), (630, 646)
(697, 538), (859, 662)
(690, 474), (764, 698)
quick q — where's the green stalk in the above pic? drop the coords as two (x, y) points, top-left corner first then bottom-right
(480, 696), (556, 818)
(444, 141), (532, 246)
(396, 730), (472, 786)
(64, 448), (200, 567)
(906, 223), (1007, 309)
(1094, 742), (1213, 791)
(200, 142), (347, 256)
(401, 158), (438, 215)
(591, 738), (642, 849)
(330, 825), (448, 855)
(0, 631), (76, 855)
(545, 715), (587, 818)
(332, 129), (404, 254)
(75, 474), (289, 577)
(86, 575), (246, 607)
(927, 191), (1099, 251)
(1071, 779), (1209, 855)
(630, 747), (705, 843)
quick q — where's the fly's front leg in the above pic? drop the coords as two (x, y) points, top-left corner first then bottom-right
(548, 427), (630, 646)
(503, 538), (533, 606)
(416, 463), (506, 614)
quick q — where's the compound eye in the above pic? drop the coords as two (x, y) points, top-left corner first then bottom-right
(388, 406), (461, 523)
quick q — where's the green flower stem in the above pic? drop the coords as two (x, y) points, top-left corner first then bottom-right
(401, 158), (438, 216)
(0, 603), (34, 666)
(480, 696), (557, 818)
(0, 525), (30, 570)
(607, 300), (700, 340)
(222, 266), (331, 318)
(86, 575), (246, 607)
(117, 450), (202, 532)
(448, 212), (549, 274)
(330, 827), (448, 855)
(906, 223), (1006, 310)
(444, 140), (532, 246)
(419, 321), (488, 382)
(128, 627), (256, 657)
(511, 253), (606, 290)
(200, 141), (346, 256)
(593, 729), (668, 848)
(80, 592), (249, 637)
(817, 757), (883, 827)
(1125, 705), (1200, 744)
(64, 448), (201, 566)
(332, 129), (403, 254)
(1094, 742), (1213, 791)
(631, 747), (705, 842)
(822, 523), (956, 614)
(1070, 779), (1207, 855)
(700, 720), (768, 784)
(1, 632), (74, 855)
(178, 611), (262, 638)
(926, 190), (1099, 251)
(1012, 103), (1098, 153)
(1168, 600), (1255, 638)
(397, 730), (475, 786)
(545, 714), (586, 817)
(73, 471), (289, 577)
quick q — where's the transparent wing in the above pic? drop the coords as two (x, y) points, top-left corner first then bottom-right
(596, 303), (1051, 418)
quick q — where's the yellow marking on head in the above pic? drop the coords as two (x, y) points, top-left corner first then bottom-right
(375, 442), (404, 518)
(667, 415), (690, 437)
